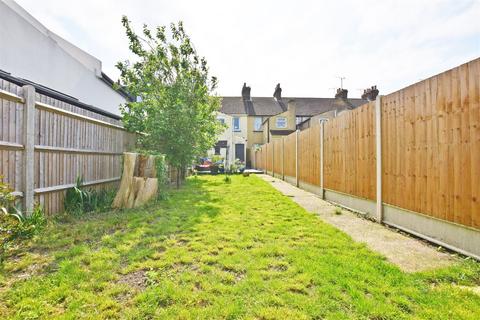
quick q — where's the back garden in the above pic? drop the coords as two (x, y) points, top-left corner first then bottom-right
(1, 175), (479, 319)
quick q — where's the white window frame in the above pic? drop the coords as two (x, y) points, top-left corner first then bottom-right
(276, 117), (287, 128)
(233, 117), (241, 131)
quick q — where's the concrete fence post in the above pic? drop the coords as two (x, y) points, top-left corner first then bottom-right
(319, 119), (326, 199)
(295, 129), (299, 187)
(375, 96), (383, 222)
(22, 85), (35, 214)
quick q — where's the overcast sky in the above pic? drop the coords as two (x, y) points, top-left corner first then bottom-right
(16, 0), (480, 98)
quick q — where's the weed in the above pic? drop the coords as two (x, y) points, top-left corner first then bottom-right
(64, 177), (115, 216)
(1, 177), (46, 264)
(223, 175), (232, 183)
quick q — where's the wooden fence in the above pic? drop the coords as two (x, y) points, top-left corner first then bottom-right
(254, 58), (480, 258)
(0, 79), (135, 215)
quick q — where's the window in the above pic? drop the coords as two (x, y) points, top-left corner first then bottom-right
(296, 116), (310, 125)
(276, 117), (287, 128)
(233, 117), (240, 131)
(254, 117), (263, 131)
(217, 117), (225, 125)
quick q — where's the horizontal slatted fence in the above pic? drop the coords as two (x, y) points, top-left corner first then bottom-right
(0, 79), (135, 215)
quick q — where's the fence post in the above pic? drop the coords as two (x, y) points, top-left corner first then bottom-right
(22, 85), (35, 214)
(295, 129), (299, 187)
(319, 119), (326, 199)
(375, 96), (383, 222)
(282, 137), (285, 180)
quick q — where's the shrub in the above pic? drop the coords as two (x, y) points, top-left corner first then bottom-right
(0, 177), (46, 264)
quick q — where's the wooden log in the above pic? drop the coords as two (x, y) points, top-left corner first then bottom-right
(126, 177), (144, 208)
(112, 152), (138, 208)
(138, 155), (157, 178)
(134, 178), (158, 207)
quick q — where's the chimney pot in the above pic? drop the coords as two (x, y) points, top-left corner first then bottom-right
(242, 83), (251, 100)
(335, 88), (348, 100)
(361, 85), (379, 101)
(273, 83), (282, 100)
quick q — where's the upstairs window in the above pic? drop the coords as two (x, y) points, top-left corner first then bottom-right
(254, 117), (263, 131)
(217, 117), (225, 125)
(276, 117), (287, 128)
(233, 117), (240, 131)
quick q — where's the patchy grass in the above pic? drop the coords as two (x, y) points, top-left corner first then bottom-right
(0, 175), (479, 319)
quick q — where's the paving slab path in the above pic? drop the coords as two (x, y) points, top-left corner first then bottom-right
(258, 174), (456, 272)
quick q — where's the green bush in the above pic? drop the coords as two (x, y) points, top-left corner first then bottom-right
(0, 177), (46, 264)
(64, 177), (115, 216)
(154, 154), (168, 186)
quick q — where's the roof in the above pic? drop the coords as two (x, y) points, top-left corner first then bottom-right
(220, 96), (367, 117)
(0, 69), (122, 120)
(270, 129), (296, 136)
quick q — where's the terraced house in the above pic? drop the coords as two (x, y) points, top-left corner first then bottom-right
(215, 83), (368, 167)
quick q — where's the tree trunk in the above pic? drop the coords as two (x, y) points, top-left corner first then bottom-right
(176, 166), (180, 189)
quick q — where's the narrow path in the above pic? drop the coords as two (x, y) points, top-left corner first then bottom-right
(258, 174), (456, 272)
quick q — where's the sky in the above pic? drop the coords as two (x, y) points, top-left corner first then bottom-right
(16, 0), (480, 98)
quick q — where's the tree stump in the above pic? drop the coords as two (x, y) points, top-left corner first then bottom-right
(112, 153), (159, 209)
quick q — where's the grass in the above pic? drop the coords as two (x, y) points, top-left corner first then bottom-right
(0, 175), (479, 319)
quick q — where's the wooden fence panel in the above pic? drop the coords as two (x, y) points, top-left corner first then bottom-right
(0, 80), (24, 195)
(298, 123), (320, 186)
(273, 138), (283, 176)
(283, 132), (296, 178)
(265, 142), (273, 173)
(0, 79), (135, 215)
(382, 58), (480, 229)
(324, 102), (376, 200)
(255, 147), (263, 170)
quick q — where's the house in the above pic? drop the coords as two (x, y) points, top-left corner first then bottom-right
(214, 83), (367, 167)
(0, 0), (130, 115)
(296, 86), (379, 130)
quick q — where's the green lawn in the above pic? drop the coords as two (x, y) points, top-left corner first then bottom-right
(1, 175), (479, 319)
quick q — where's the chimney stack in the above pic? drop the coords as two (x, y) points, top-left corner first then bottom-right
(241, 83), (251, 101)
(361, 85), (379, 101)
(335, 88), (348, 100)
(273, 83), (282, 100)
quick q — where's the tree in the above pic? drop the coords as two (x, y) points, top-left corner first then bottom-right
(116, 17), (224, 187)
